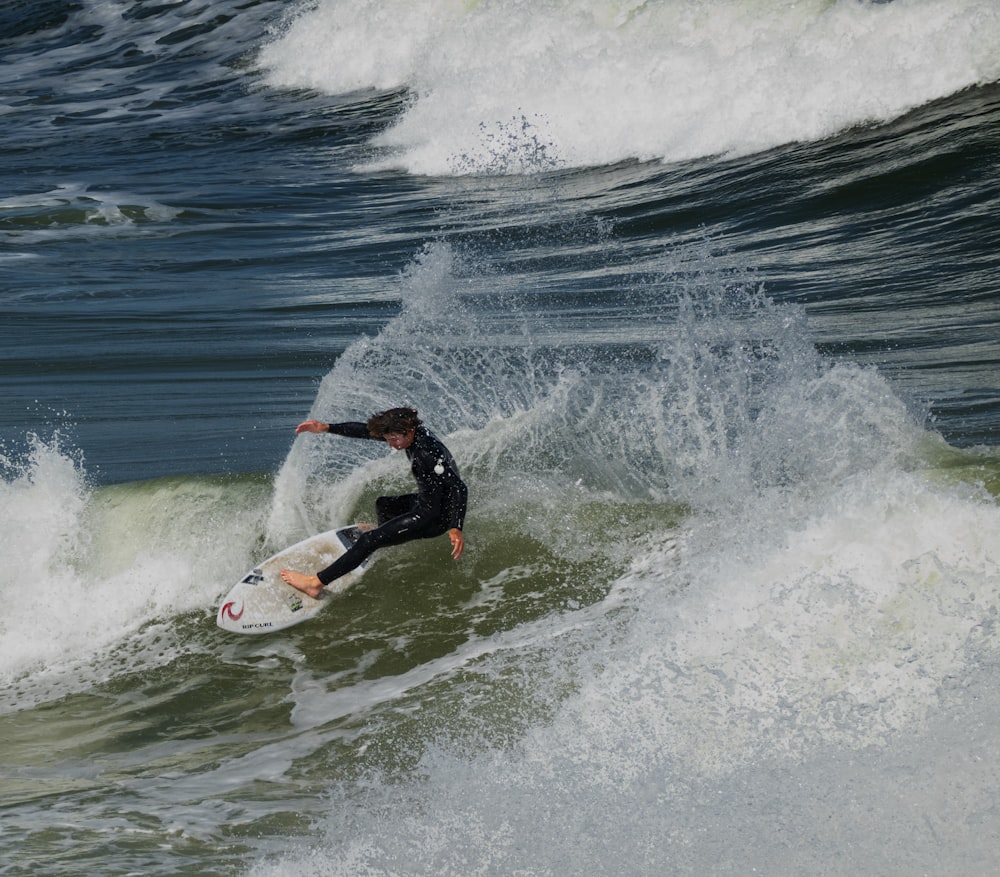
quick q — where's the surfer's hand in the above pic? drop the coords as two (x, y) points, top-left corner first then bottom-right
(448, 528), (464, 560)
(295, 419), (328, 435)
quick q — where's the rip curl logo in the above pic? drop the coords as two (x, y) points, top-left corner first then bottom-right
(223, 601), (244, 621)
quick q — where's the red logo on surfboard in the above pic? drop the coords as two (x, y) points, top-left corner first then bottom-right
(223, 601), (244, 621)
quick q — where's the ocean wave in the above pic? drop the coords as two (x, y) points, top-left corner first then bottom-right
(259, 0), (1000, 175)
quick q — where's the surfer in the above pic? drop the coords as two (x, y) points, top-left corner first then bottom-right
(280, 407), (467, 598)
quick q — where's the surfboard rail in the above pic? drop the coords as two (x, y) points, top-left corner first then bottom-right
(216, 526), (369, 634)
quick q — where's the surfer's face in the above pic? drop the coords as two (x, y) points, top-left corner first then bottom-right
(383, 429), (415, 450)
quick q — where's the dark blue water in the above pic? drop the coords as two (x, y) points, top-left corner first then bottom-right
(3, 2), (1000, 875)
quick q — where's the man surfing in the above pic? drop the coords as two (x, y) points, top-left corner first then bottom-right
(280, 407), (467, 598)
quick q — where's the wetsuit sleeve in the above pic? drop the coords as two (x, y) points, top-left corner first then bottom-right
(413, 470), (466, 531)
(326, 421), (379, 440)
(409, 429), (468, 531)
(446, 478), (468, 531)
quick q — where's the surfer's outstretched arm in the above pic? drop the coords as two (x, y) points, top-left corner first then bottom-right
(294, 419), (328, 435)
(295, 419), (378, 439)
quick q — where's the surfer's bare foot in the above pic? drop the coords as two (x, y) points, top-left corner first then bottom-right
(356, 522), (374, 532)
(280, 568), (324, 599)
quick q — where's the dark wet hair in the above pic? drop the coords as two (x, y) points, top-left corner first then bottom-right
(367, 407), (422, 437)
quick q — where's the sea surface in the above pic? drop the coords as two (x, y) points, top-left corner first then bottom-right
(3, 1), (1000, 874)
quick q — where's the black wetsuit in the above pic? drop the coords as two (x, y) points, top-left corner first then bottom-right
(316, 422), (468, 586)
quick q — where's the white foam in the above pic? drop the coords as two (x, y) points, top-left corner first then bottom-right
(259, 0), (1000, 174)
(0, 437), (269, 710)
(236, 239), (1000, 873)
(238, 460), (1000, 876)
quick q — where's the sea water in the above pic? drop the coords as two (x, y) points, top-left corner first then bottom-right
(2, 1), (1000, 874)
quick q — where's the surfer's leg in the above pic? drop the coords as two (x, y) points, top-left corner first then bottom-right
(314, 538), (376, 585)
(316, 509), (443, 586)
(375, 494), (417, 525)
(280, 503), (420, 597)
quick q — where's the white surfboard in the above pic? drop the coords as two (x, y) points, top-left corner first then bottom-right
(216, 525), (370, 634)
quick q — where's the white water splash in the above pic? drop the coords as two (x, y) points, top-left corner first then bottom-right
(259, 0), (1000, 174)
